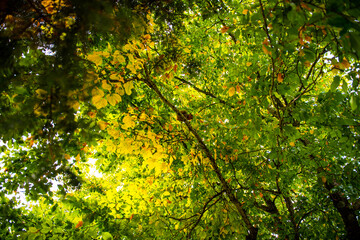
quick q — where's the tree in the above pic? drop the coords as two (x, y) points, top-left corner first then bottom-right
(1, 0), (360, 239)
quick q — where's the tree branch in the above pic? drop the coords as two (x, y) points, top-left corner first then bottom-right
(142, 66), (258, 240)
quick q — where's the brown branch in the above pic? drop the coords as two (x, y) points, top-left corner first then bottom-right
(142, 66), (258, 240)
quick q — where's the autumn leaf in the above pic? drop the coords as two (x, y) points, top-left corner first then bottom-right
(92, 95), (108, 109)
(277, 73), (283, 83)
(75, 221), (83, 228)
(221, 25), (230, 33)
(98, 121), (108, 130)
(341, 58), (350, 69)
(92, 87), (104, 97)
(87, 52), (103, 66)
(102, 80), (112, 91)
(107, 94), (122, 106)
(123, 81), (134, 95)
(228, 87), (235, 96)
(321, 176), (327, 183)
(116, 85), (125, 96)
(122, 114), (135, 129)
(289, 142), (295, 147)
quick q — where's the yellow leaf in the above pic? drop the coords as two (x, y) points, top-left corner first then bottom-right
(102, 80), (112, 91)
(242, 9), (249, 15)
(100, 51), (110, 58)
(310, 129), (314, 134)
(107, 94), (122, 106)
(91, 87), (104, 97)
(184, 48), (191, 53)
(321, 176), (327, 183)
(68, 100), (80, 110)
(341, 58), (350, 69)
(246, 62), (252, 66)
(236, 84), (241, 93)
(87, 52), (102, 66)
(289, 142), (295, 147)
(64, 154), (71, 160)
(124, 81), (134, 95)
(106, 140), (116, 152)
(92, 95), (108, 109)
(277, 73), (283, 83)
(36, 89), (48, 97)
(110, 74), (122, 81)
(98, 121), (108, 130)
(122, 114), (135, 129)
(116, 85), (125, 96)
(113, 50), (126, 63)
(228, 87), (235, 97)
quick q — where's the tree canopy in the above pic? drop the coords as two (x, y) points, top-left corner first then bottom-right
(1, 0), (360, 239)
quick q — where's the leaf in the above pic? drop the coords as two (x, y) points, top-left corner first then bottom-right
(221, 26), (230, 33)
(87, 52), (102, 66)
(342, 79), (348, 92)
(102, 232), (113, 240)
(289, 142), (295, 147)
(102, 80), (112, 91)
(228, 87), (235, 96)
(350, 95), (357, 111)
(92, 95), (108, 109)
(277, 73), (283, 83)
(331, 75), (341, 91)
(107, 94), (122, 106)
(28, 227), (38, 233)
(341, 58), (350, 69)
(109, 74), (120, 82)
(98, 121), (108, 130)
(92, 87), (104, 97)
(75, 221), (83, 228)
(122, 114), (135, 129)
(123, 81), (133, 95)
(262, 44), (271, 55)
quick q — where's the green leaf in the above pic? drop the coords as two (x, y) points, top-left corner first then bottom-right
(350, 95), (357, 111)
(331, 75), (341, 91)
(342, 80), (348, 92)
(102, 232), (113, 240)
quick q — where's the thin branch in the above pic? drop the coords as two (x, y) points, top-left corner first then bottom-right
(187, 191), (224, 238)
(174, 76), (234, 108)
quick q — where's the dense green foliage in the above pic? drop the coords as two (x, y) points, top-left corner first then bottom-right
(1, 0), (360, 239)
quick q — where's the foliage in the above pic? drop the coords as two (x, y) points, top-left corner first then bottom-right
(1, 0), (360, 239)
